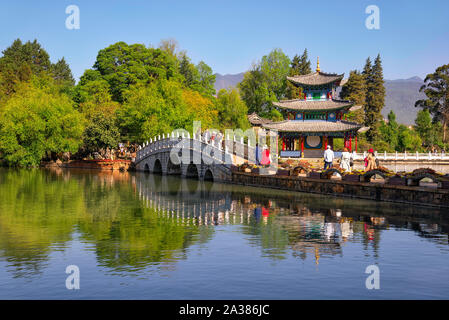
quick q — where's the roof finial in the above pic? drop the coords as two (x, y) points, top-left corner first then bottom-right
(316, 56), (320, 73)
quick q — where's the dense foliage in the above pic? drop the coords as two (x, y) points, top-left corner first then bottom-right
(0, 38), (447, 166)
(239, 48), (310, 119)
(0, 38), (249, 166)
(415, 64), (449, 143)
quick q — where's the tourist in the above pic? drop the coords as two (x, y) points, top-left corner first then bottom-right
(365, 148), (377, 171)
(255, 143), (260, 165)
(340, 147), (352, 172)
(323, 145), (334, 170)
(261, 145), (270, 165)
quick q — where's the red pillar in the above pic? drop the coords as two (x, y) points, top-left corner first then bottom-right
(324, 136), (328, 149)
(355, 135), (358, 153)
(349, 134), (352, 152)
(301, 136), (304, 157)
(282, 137), (285, 151)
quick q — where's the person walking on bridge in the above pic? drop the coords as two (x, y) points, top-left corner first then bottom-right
(323, 145), (334, 170)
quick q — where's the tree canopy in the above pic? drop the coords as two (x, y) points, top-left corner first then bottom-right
(0, 77), (84, 167)
(415, 64), (449, 143)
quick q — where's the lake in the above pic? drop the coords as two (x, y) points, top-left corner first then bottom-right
(0, 168), (448, 299)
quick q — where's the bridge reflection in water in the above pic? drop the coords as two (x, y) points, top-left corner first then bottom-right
(1, 168), (449, 299)
(136, 173), (449, 265)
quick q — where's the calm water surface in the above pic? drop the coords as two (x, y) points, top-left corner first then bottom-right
(0, 168), (448, 299)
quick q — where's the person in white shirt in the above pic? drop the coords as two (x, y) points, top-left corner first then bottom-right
(323, 145), (334, 170)
(340, 147), (352, 172)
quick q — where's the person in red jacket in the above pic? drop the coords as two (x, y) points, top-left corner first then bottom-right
(261, 145), (270, 165)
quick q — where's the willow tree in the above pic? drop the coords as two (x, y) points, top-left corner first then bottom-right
(415, 64), (449, 143)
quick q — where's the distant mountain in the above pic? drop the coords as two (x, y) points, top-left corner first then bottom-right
(214, 73), (244, 92)
(214, 73), (425, 125)
(383, 77), (425, 124)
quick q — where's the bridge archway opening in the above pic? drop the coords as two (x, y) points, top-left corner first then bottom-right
(204, 169), (214, 182)
(153, 159), (162, 174)
(417, 177), (438, 188)
(167, 158), (181, 175)
(144, 163), (150, 173)
(186, 163), (199, 180)
(363, 170), (387, 183)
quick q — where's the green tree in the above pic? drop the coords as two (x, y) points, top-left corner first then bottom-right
(289, 54), (301, 76)
(216, 88), (250, 129)
(116, 80), (192, 142)
(88, 42), (180, 102)
(194, 61), (216, 96)
(238, 66), (275, 115)
(364, 55), (385, 142)
(415, 64), (449, 143)
(82, 112), (120, 155)
(178, 53), (216, 96)
(0, 78), (84, 167)
(0, 39), (52, 96)
(414, 109), (444, 150)
(51, 57), (75, 86)
(76, 79), (121, 155)
(286, 49), (310, 100)
(397, 125), (422, 152)
(260, 48), (291, 100)
(340, 70), (366, 123)
(378, 110), (399, 151)
(298, 49), (312, 75)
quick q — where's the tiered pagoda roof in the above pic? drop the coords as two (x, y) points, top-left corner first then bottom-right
(262, 120), (362, 133)
(287, 71), (344, 87)
(261, 57), (364, 136)
(273, 99), (353, 111)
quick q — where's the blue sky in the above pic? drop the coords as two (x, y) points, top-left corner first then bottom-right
(1, 0), (448, 81)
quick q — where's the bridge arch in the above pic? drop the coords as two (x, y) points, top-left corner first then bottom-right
(409, 173), (440, 188)
(153, 159), (162, 174)
(167, 158), (181, 175)
(204, 168), (214, 182)
(144, 163), (150, 173)
(362, 170), (387, 183)
(186, 163), (199, 179)
(321, 168), (342, 180)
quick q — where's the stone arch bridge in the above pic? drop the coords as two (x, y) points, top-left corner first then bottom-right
(135, 133), (252, 182)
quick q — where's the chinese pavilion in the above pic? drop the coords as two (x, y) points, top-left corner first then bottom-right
(262, 58), (364, 158)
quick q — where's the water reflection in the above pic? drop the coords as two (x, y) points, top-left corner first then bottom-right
(0, 168), (448, 280)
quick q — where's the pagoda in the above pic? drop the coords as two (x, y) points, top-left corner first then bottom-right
(262, 58), (364, 158)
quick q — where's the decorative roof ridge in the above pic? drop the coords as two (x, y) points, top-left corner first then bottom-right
(274, 98), (305, 103)
(287, 71), (344, 79)
(339, 120), (363, 126)
(275, 98), (352, 104)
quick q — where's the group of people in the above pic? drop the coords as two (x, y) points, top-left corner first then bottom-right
(323, 145), (378, 172)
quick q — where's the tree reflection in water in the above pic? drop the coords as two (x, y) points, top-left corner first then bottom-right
(0, 168), (448, 279)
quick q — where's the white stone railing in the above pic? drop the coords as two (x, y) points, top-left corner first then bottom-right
(351, 151), (449, 161)
(135, 132), (256, 165)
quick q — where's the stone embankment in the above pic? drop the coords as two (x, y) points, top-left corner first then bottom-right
(231, 170), (449, 208)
